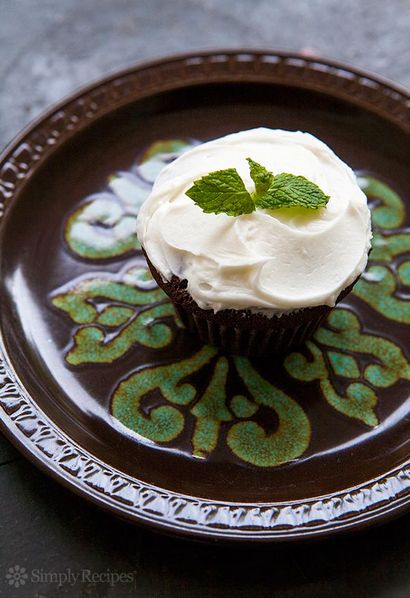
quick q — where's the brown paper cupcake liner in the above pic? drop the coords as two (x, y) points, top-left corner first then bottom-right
(174, 303), (328, 356)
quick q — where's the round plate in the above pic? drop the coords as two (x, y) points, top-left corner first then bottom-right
(0, 51), (409, 542)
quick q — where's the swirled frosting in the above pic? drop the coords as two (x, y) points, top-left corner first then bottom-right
(137, 128), (372, 314)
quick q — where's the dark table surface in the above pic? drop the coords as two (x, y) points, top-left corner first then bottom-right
(1, 1), (409, 596)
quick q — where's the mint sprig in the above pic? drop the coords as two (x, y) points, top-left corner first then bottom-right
(185, 158), (329, 216)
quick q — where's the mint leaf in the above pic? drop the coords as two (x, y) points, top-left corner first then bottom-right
(185, 168), (254, 216)
(255, 173), (329, 210)
(246, 158), (274, 200)
(185, 159), (330, 216)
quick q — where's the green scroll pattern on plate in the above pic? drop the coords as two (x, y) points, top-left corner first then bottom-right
(112, 347), (311, 467)
(284, 309), (410, 427)
(52, 264), (182, 365)
(51, 260), (409, 466)
(65, 139), (197, 260)
(353, 176), (410, 323)
(52, 142), (409, 468)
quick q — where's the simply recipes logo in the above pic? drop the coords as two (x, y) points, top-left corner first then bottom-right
(4, 565), (137, 590)
(5, 566), (28, 589)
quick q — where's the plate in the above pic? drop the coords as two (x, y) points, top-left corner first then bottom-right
(0, 51), (409, 542)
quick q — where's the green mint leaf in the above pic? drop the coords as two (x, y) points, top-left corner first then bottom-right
(255, 173), (330, 210)
(186, 159), (329, 216)
(185, 168), (254, 216)
(246, 158), (274, 200)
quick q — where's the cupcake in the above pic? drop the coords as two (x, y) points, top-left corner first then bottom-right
(136, 128), (372, 356)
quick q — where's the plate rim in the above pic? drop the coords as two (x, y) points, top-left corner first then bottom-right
(0, 49), (409, 542)
(1, 48), (409, 161)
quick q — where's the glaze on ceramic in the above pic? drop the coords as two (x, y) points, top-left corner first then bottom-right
(0, 52), (408, 540)
(49, 140), (410, 468)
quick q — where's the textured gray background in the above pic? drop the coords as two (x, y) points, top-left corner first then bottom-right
(0, 2), (409, 597)
(1, 0), (410, 148)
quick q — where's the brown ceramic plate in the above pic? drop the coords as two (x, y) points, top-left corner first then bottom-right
(0, 51), (409, 542)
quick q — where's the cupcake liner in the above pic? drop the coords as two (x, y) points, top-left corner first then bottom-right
(175, 303), (328, 356)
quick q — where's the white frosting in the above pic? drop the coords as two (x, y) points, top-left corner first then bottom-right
(137, 128), (372, 314)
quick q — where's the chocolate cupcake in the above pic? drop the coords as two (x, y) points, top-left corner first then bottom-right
(137, 128), (372, 356)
